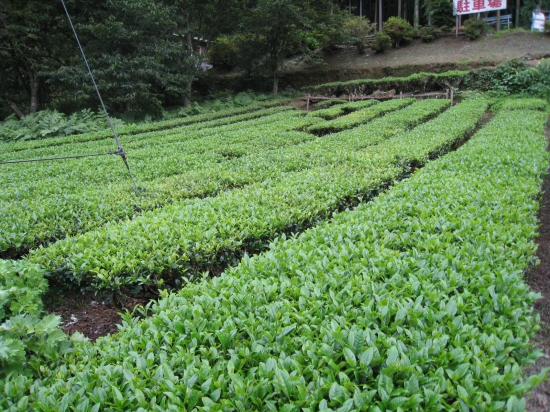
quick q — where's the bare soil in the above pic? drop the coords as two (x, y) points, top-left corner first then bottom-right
(525, 117), (550, 411)
(274, 32), (550, 90)
(44, 288), (149, 342)
(323, 31), (550, 71)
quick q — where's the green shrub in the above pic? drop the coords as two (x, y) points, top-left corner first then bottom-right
(372, 31), (392, 53)
(483, 59), (550, 100)
(464, 18), (486, 40)
(383, 17), (414, 47)
(3, 102), (547, 410)
(344, 16), (376, 54)
(0, 314), (78, 379)
(0, 260), (47, 322)
(420, 25), (441, 42)
(0, 109), (124, 142)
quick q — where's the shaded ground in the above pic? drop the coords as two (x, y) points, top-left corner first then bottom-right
(525, 117), (550, 411)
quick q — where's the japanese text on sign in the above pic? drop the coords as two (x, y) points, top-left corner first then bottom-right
(453, 0), (507, 15)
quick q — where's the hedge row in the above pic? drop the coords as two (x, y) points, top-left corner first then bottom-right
(307, 99), (414, 134)
(1, 99), (441, 255)
(309, 69), (491, 96)
(29, 99), (483, 291)
(2, 102), (546, 411)
(308, 100), (380, 120)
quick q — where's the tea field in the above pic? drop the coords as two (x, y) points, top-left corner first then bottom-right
(1, 96), (549, 411)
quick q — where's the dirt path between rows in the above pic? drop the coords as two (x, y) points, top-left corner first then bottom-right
(525, 116), (550, 411)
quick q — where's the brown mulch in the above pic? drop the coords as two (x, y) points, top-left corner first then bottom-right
(525, 116), (550, 411)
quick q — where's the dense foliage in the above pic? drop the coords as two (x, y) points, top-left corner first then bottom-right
(464, 19), (486, 40)
(0, 260), (46, 322)
(27, 99), (456, 291)
(0, 99), (547, 410)
(372, 32), (393, 53)
(0, 109), (125, 143)
(419, 26), (441, 43)
(383, 17), (414, 48)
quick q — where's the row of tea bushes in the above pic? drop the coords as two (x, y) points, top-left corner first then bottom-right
(0, 99), (446, 255)
(307, 99), (413, 135)
(1, 99), (291, 154)
(0, 107), (300, 162)
(1, 103), (546, 411)
(308, 100), (380, 120)
(29, 100), (485, 291)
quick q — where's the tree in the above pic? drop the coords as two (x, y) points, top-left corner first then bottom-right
(244, 0), (346, 95)
(423, 0), (455, 28)
(52, 0), (199, 115)
(168, 0), (248, 107)
(0, 0), (72, 118)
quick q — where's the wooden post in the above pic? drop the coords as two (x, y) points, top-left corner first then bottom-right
(306, 94), (310, 112)
(497, 10), (501, 31)
(456, 15), (459, 37)
(400, 91), (403, 99)
(446, 89), (449, 99)
(450, 88), (454, 106)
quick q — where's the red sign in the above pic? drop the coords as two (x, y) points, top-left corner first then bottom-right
(454, 0), (506, 14)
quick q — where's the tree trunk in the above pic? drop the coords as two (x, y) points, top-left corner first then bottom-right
(273, 70), (279, 95)
(374, 0), (378, 28)
(29, 71), (39, 114)
(360, 0), (363, 17)
(414, 0), (419, 29)
(378, 0), (382, 31)
(398, 0), (402, 18)
(516, 0), (520, 28)
(184, 80), (193, 107)
(2, 96), (26, 119)
(183, 7), (193, 108)
(497, 10), (501, 31)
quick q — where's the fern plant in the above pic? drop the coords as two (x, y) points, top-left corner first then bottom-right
(0, 109), (124, 142)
